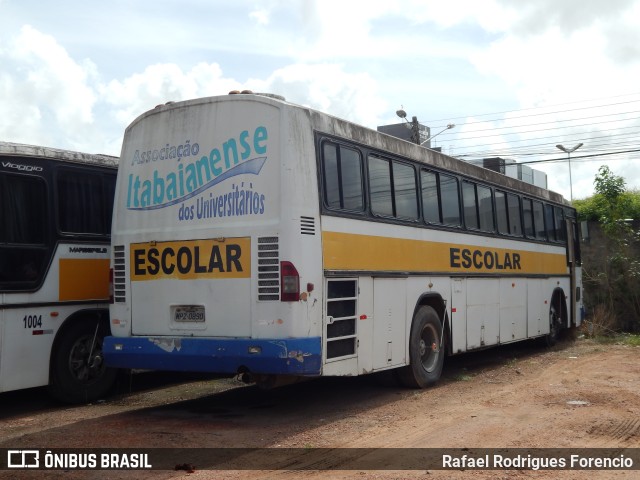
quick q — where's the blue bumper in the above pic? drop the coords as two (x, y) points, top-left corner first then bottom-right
(103, 336), (322, 376)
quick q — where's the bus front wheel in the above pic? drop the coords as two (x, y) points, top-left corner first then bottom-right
(396, 305), (444, 388)
(49, 319), (117, 404)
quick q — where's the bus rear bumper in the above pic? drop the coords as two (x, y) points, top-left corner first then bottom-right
(103, 336), (322, 376)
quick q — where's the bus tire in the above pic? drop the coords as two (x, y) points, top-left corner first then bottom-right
(545, 303), (562, 347)
(48, 319), (117, 404)
(396, 305), (444, 388)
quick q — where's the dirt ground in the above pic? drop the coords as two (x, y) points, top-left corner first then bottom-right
(1, 336), (638, 480)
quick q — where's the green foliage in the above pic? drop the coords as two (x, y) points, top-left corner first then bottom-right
(575, 190), (640, 221)
(575, 166), (640, 234)
(593, 165), (625, 201)
(579, 166), (640, 333)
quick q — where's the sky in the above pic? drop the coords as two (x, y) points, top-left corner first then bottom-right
(1, 0), (639, 201)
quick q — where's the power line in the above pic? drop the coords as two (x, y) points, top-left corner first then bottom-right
(459, 148), (640, 164)
(423, 91), (640, 124)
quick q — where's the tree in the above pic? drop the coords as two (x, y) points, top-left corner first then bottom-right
(575, 166), (640, 333)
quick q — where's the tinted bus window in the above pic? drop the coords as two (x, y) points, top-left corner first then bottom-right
(507, 193), (522, 236)
(496, 191), (508, 234)
(58, 169), (112, 234)
(421, 170), (440, 223)
(440, 174), (461, 226)
(533, 201), (546, 240)
(393, 162), (418, 219)
(369, 156), (418, 220)
(554, 207), (566, 242)
(369, 156), (393, 216)
(462, 181), (478, 229)
(522, 198), (535, 237)
(0, 173), (48, 289)
(477, 185), (494, 232)
(322, 143), (364, 211)
(545, 204), (556, 241)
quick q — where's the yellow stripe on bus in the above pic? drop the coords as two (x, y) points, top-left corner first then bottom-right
(322, 231), (567, 275)
(59, 258), (110, 301)
(130, 238), (251, 281)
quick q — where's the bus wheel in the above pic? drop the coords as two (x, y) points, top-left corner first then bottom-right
(545, 304), (562, 347)
(49, 320), (117, 404)
(396, 306), (444, 388)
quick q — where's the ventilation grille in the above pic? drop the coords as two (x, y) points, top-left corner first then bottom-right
(325, 279), (357, 360)
(113, 245), (126, 303)
(300, 216), (316, 235)
(258, 236), (280, 301)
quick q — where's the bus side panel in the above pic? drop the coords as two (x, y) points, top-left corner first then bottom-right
(0, 243), (110, 393)
(355, 276), (374, 375)
(372, 278), (407, 370)
(499, 278), (527, 343)
(450, 278), (467, 354)
(1, 306), (63, 392)
(527, 279), (545, 337)
(466, 279), (500, 349)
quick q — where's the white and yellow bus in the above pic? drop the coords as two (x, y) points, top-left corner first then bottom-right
(104, 93), (583, 388)
(0, 141), (118, 402)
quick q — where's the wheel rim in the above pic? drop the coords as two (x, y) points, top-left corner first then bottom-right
(419, 323), (440, 373)
(67, 335), (105, 383)
(549, 306), (559, 338)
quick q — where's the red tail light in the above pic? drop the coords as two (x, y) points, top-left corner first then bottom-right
(280, 261), (300, 302)
(109, 268), (114, 304)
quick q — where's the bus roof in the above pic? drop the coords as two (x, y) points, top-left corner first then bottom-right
(128, 93), (567, 206)
(0, 141), (119, 169)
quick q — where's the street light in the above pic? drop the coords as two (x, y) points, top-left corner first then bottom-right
(421, 123), (455, 146)
(396, 108), (455, 147)
(556, 143), (583, 202)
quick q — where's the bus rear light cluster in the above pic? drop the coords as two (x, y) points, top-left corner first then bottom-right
(280, 261), (300, 302)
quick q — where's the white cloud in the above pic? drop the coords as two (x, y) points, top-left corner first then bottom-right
(100, 62), (240, 126)
(0, 25), (100, 150)
(249, 8), (270, 26)
(249, 63), (388, 128)
(1, 0), (639, 198)
(9, 26), (96, 124)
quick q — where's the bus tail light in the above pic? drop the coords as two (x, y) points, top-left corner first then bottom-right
(109, 268), (114, 304)
(280, 261), (300, 302)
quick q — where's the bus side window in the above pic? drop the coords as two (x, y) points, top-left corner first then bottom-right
(507, 193), (522, 236)
(554, 207), (566, 243)
(422, 170), (462, 227)
(0, 173), (48, 289)
(463, 182), (494, 232)
(532, 200), (546, 240)
(496, 191), (508, 234)
(522, 198), (535, 237)
(392, 162), (418, 220)
(369, 156), (393, 216)
(421, 170), (440, 223)
(477, 185), (494, 232)
(544, 204), (556, 241)
(58, 169), (111, 235)
(440, 174), (461, 226)
(322, 142), (364, 212)
(462, 181), (478, 229)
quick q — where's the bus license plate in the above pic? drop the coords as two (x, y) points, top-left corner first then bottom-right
(174, 306), (205, 323)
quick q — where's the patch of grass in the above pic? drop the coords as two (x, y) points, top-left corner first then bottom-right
(506, 358), (518, 368)
(591, 333), (640, 346)
(619, 334), (640, 346)
(453, 368), (473, 382)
